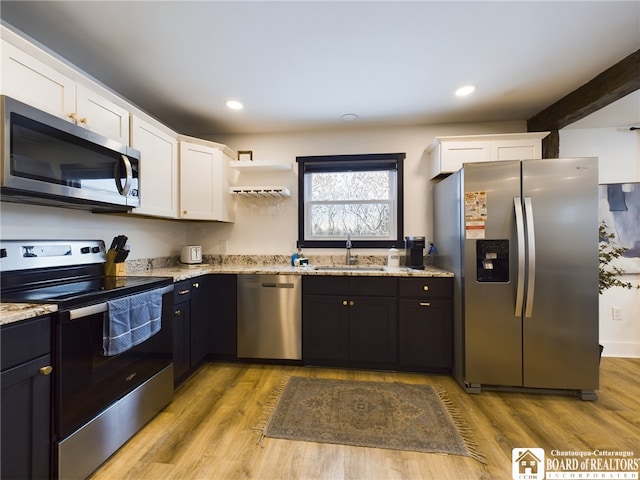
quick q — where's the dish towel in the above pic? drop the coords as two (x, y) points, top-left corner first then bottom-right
(103, 288), (163, 356)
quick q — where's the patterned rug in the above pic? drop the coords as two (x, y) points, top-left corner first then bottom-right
(256, 376), (485, 463)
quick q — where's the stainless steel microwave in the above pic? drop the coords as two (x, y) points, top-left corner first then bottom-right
(1, 95), (140, 212)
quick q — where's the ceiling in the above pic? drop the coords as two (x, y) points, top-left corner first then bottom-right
(1, 1), (639, 136)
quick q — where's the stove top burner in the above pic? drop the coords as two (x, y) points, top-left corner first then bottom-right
(2, 276), (173, 307)
(1, 240), (173, 309)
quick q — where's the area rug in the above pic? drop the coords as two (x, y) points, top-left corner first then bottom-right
(255, 376), (486, 463)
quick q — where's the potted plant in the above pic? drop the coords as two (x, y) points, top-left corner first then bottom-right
(599, 221), (639, 294)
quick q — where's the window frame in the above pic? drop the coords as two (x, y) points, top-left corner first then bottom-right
(296, 153), (405, 249)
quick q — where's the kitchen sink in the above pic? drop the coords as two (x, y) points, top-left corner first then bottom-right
(313, 265), (386, 272)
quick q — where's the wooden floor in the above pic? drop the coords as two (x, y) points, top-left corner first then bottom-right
(90, 358), (639, 480)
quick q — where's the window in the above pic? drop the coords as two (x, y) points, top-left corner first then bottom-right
(296, 153), (405, 248)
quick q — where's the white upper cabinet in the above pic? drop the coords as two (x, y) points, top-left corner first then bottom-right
(1, 39), (130, 145)
(179, 137), (235, 222)
(130, 116), (179, 219)
(427, 132), (550, 178)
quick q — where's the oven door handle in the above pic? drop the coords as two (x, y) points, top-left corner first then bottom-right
(68, 285), (174, 320)
(69, 303), (107, 320)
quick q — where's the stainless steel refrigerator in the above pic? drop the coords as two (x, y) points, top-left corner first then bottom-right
(433, 158), (600, 400)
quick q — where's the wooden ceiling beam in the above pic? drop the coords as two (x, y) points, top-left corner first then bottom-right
(527, 49), (640, 157)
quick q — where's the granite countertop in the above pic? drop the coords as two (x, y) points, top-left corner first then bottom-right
(128, 263), (453, 282)
(0, 262), (453, 325)
(0, 303), (58, 326)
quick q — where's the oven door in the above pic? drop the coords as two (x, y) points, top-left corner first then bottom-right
(55, 289), (173, 440)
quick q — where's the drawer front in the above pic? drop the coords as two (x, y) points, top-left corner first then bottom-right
(398, 277), (452, 298)
(349, 277), (397, 297)
(173, 280), (192, 303)
(303, 276), (349, 296)
(1, 316), (51, 371)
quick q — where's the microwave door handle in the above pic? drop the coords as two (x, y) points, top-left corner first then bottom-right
(115, 154), (133, 196)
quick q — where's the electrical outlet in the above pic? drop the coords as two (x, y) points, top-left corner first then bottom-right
(220, 240), (227, 254)
(612, 307), (623, 321)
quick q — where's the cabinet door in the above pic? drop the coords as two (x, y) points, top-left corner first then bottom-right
(189, 277), (211, 366)
(398, 299), (452, 371)
(1, 40), (75, 119)
(209, 275), (237, 358)
(302, 295), (349, 365)
(492, 139), (542, 161)
(179, 142), (218, 220)
(76, 83), (130, 144)
(130, 116), (179, 218)
(440, 141), (491, 173)
(173, 301), (190, 384)
(349, 296), (397, 366)
(1, 354), (51, 480)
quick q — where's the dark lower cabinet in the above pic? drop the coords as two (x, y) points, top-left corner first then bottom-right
(173, 274), (238, 385)
(208, 274), (237, 358)
(1, 316), (52, 480)
(173, 298), (191, 384)
(398, 278), (453, 373)
(190, 276), (213, 366)
(303, 276), (398, 369)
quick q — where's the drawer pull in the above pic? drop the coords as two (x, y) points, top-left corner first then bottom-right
(423, 285), (429, 291)
(419, 302), (431, 307)
(178, 289), (190, 295)
(39, 366), (53, 376)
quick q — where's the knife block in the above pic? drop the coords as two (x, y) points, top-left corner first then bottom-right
(105, 250), (127, 276)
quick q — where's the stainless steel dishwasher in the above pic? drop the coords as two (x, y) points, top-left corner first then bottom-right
(237, 274), (302, 360)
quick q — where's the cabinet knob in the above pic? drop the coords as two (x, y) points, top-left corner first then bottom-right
(419, 302), (431, 307)
(342, 300), (348, 306)
(67, 112), (78, 121)
(39, 365), (53, 376)
(174, 309), (182, 316)
(79, 117), (88, 124)
(193, 282), (200, 289)
(349, 300), (354, 306)
(423, 285), (429, 291)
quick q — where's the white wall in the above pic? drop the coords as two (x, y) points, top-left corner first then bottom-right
(191, 120), (526, 257)
(560, 126), (640, 358)
(0, 202), (187, 260)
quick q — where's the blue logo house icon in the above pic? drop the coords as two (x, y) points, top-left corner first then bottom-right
(512, 448), (545, 480)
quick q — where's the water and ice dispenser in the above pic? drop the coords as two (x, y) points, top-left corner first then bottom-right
(476, 240), (509, 282)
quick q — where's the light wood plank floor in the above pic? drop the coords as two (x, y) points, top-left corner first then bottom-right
(90, 358), (639, 480)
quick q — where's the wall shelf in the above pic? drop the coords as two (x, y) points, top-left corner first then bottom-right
(230, 160), (292, 172)
(229, 186), (291, 197)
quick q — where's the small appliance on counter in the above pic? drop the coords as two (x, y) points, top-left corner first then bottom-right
(181, 245), (202, 264)
(405, 236), (425, 270)
(387, 247), (400, 267)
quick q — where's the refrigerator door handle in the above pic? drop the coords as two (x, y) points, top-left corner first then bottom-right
(524, 196), (536, 318)
(514, 197), (526, 316)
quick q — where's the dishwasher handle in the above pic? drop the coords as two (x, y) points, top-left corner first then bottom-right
(261, 283), (295, 288)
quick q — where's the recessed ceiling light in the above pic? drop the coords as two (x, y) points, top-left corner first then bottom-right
(341, 113), (359, 122)
(455, 85), (477, 97)
(225, 100), (243, 110)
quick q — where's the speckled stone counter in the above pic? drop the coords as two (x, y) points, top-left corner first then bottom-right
(129, 264), (453, 282)
(0, 254), (453, 325)
(0, 303), (58, 326)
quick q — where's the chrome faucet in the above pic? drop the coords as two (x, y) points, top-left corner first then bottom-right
(345, 234), (358, 265)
